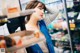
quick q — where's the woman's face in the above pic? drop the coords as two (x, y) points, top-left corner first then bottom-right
(31, 3), (45, 21)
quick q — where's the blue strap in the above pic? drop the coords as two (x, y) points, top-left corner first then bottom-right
(28, 44), (43, 53)
(39, 20), (55, 53)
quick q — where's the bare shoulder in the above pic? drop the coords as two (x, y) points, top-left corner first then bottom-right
(25, 24), (35, 31)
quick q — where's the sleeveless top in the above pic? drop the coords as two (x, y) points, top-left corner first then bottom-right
(25, 24), (49, 53)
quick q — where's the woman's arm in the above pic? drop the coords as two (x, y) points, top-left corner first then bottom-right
(44, 6), (60, 26)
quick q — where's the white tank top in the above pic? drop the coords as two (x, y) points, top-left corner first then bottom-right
(25, 24), (49, 53)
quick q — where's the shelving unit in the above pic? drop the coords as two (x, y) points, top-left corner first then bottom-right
(63, 0), (80, 53)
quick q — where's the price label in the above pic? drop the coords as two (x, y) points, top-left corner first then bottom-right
(8, 7), (18, 13)
(70, 24), (75, 28)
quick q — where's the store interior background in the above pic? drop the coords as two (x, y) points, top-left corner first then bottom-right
(0, 0), (80, 53)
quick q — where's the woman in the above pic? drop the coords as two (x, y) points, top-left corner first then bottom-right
(25, 1), (55, 53)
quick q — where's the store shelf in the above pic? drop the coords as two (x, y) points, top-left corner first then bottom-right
(0, 15), (7, 19)
(6, 37), (45, 52)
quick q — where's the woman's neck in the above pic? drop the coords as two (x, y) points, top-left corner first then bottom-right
(27, 16), (38, 27)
